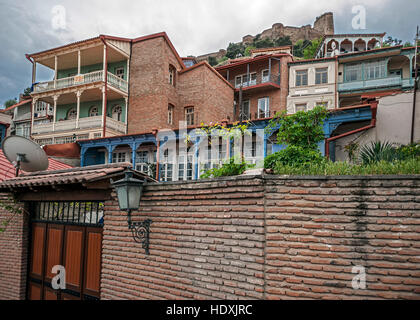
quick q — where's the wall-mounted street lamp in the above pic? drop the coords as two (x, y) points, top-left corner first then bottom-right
(111, 170), (152, 254)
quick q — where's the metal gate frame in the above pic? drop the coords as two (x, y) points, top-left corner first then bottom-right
(26, 201), (104, 300)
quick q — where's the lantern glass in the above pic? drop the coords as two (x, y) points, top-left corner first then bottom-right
(128, 184), (143, 210)
(112, 171), (144, 212)
(116, 184), (129, 210)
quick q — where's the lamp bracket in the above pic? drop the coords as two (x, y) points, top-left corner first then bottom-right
(129, 218), (152, 255)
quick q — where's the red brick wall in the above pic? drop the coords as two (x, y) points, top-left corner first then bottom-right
(0, 193), (28, 300)
(128, 37), (234, 133)
(178, 65), (234, 125)
(219, 55), (292, 120)
(101, 176), (266, 299)
(101, 175), (420, 300)
(264, 176), (420, 299)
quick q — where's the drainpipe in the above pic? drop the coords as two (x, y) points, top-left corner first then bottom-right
(100, 36), (108, 138)
(325, 100), (378, 159)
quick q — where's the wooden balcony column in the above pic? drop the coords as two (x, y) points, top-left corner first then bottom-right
(54, 56), (58, 89)
(246, 64), (250, 84)
(268, 58), (272, 80)
(31, 98), (38, 130)
(124, 97), (128, 134)
(77, 50), (81, 75)
(32, 61), (37, 84)
(76, 90), (83, 129)
(101, 86), (106, 128)
(52, 95), (60, 131)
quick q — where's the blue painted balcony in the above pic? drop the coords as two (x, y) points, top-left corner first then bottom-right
(338, 76), (413, 93)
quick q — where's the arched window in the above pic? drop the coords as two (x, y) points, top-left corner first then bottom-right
(89, 106), (99, 117)
(112, 105), (122, 121)
(67, 107), (77, 120)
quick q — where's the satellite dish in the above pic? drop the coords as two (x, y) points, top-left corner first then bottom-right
(2, 136), (49, 176)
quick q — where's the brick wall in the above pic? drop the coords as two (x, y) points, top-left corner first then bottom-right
(128, 36), (234, 134)
(101, 174), (420, 300)
(0, 193), (28, 300)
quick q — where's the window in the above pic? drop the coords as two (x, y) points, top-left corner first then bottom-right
(112, 152), (127, 163)
(262, 70), (270, 83)
(185, 107), (194, 125)
(315, 68), (328, 84)
(235, 73), (256, 88)
(16, 123), (31, 138)
(178, 154), (193, 181)
(169, 65), (176, 86)
(364, 60), (386, 80)
(160, 148), (173, 182)
(345, 64), (362, 82)
(249, 73), (257, 86)
(67, 108), (77, 120)
(296, 70), (308, 86)
(295, 103), (307, 112)
(112, 105), (122, 121)
(89, 106), (99, 117)
(136, 151), (151, 175)
(168, 104), (174, 125)
(389, 69), (402, 77)
(115, 67), (124, 79)
(240, 100), (250, 120)
(258, 97), (269, 118)
(246, 139), (256, 158)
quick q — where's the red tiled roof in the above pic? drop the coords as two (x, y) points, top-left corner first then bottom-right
(0, 149), (73, 182)
(0, 162), (155, 189)
(1, 99), (31, 113)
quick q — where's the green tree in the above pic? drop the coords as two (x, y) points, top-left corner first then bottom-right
(265, 106), (328, 168)
(274, 36), (292, 47)
(244, 45), (256, 56)
(303, 37), (322, 59)
(208, 56), (218, 66)
(23, 87), (32, 96)
(4, 98), (17, 108)
(226, 42), (245, 59)
(292, 39), (312, 58)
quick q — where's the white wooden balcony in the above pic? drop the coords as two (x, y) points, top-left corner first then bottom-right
(33, 71), (128, 94)
(31, 116), (126, 135)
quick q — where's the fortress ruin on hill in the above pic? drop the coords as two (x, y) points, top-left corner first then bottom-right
(196, 12), (334, 62)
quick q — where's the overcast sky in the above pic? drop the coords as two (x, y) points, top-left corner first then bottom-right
(0, 0), (419, 107)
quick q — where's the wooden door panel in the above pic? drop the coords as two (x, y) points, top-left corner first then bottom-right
(45, 224), (64, 282)
(83, 228), (102, 297)
(44, 286), (58, 300)
(63, 226), (84, 291)
(30, 223), (46, 279)
(28, 282), (42, 300)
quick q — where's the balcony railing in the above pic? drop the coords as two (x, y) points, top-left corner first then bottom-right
(33, 70), (128, 94)
(337, 76), (413, 92)
(232, 74), (280, 89)
(31, 116), (126, 135)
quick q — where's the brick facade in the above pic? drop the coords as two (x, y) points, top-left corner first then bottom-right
(0, 193), (28, 300)
(127, 35), (234, 134)
(101, 175), (420, 300)
(215, 55), (292, 120)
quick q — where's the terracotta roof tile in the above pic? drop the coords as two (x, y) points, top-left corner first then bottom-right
(0, 162), (155, 189)
(0, 149), (73, 182)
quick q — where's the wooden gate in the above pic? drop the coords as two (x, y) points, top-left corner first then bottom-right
(27, 201), (103, 300)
